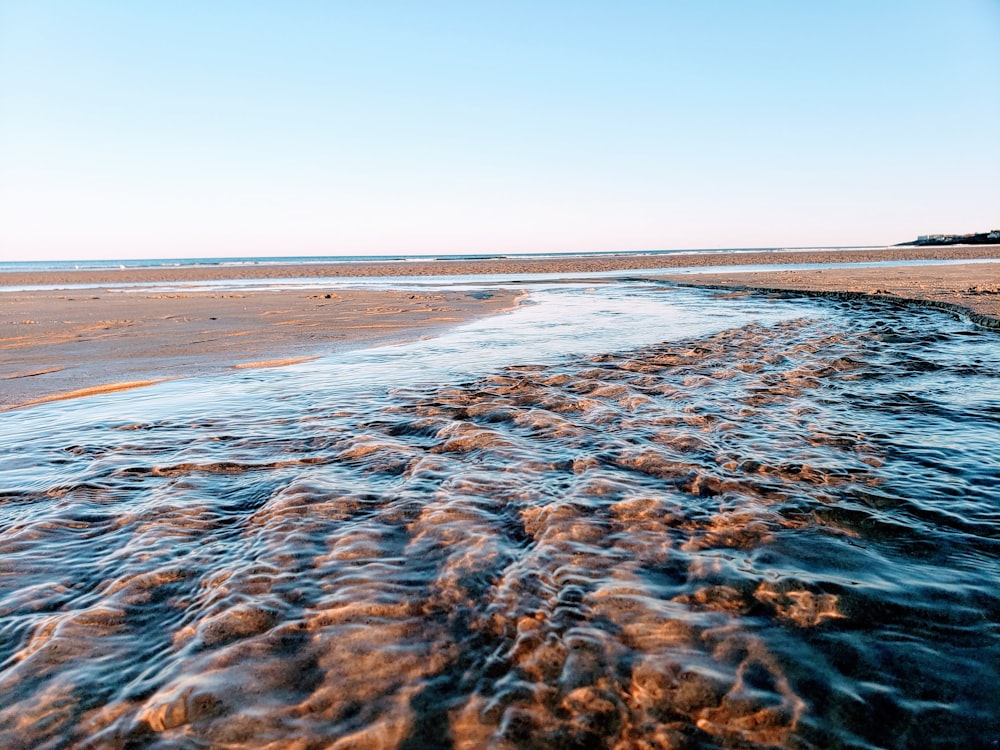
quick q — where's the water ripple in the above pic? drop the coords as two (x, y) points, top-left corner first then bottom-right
(0, 285), (998, 748)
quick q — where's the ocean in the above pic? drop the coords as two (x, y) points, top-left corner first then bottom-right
(0, 278), (998, 748)
(0, 246), (870, 275)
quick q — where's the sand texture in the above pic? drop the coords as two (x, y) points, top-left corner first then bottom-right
(2, 295), (997, 748)
(3, 249), (998, 409)
(1, 245), (999, 287)
(655, 262), (1000, 327)
(0, 288), (522, 409)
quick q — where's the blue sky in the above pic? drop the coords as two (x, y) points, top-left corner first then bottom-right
(1, 1), (998, 260)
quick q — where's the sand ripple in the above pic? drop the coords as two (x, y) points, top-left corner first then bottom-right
(1, 296), (998, 748)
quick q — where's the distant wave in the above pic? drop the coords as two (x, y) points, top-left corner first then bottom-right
(0, 246), (887, 275)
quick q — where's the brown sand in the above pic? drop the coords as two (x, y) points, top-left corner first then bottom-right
(0, 288), (523, 409)
(4, 247), (998, 409)
(1, 245), (999, 287)
(654, 262), (1000, 327)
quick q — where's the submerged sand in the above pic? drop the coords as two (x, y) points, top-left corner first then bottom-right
(0, 288), (523, 409)
(1, 256), (998, 746)
(2, 298), (996, 748)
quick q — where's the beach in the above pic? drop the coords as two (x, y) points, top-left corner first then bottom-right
(656, 261), (1000, 326)
(1, 256), (998, 748)
(1, 244), (998, 287)
(1, 288), (523, 409)
(6, 0), (998, 744)
(2, 246), (998, 409)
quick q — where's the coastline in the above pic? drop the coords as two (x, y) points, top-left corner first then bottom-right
(653, 262), (1000, 327)
(1, 245), (999, 287)
(3, 246), (998, 409)
(0, 288), (523, 409)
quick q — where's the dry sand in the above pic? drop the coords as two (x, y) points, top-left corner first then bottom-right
(654, 262), (1000, 328)
(0, 288), (522, 409)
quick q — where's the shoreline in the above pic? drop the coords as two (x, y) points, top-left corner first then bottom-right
(653, 262), (1000, 328)
(0, 288), (524, 410)
(3, 248), (998, 410)
(2, 245), (999, 287)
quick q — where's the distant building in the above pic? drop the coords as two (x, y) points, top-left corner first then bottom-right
(910, 230), (997, 245)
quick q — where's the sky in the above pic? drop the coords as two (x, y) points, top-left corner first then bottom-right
(1, 1), (998, 261)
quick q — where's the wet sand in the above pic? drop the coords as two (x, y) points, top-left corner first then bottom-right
(1, 245), (999, 287)
(655, 262), (1000, 327)
(3, 247), (998, 408)
(0, 288), (523, 409)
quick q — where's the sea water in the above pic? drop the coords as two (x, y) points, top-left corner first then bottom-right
(0, 282), (998, 749)
(0, 247), (814, 274)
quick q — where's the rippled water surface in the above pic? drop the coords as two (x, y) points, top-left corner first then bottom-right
(1, 283), (999, 749)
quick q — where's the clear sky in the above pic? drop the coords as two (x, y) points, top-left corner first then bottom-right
(1, 1), (998, 260)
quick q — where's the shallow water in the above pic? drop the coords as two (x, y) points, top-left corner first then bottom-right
(4, 256), (998, 294)
(1, 283), (998, 749)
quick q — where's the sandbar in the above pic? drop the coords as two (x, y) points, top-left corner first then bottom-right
(654, 262), (1000, 327)
(0, 288), (523, 409)
(1, 245), (999, 287)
